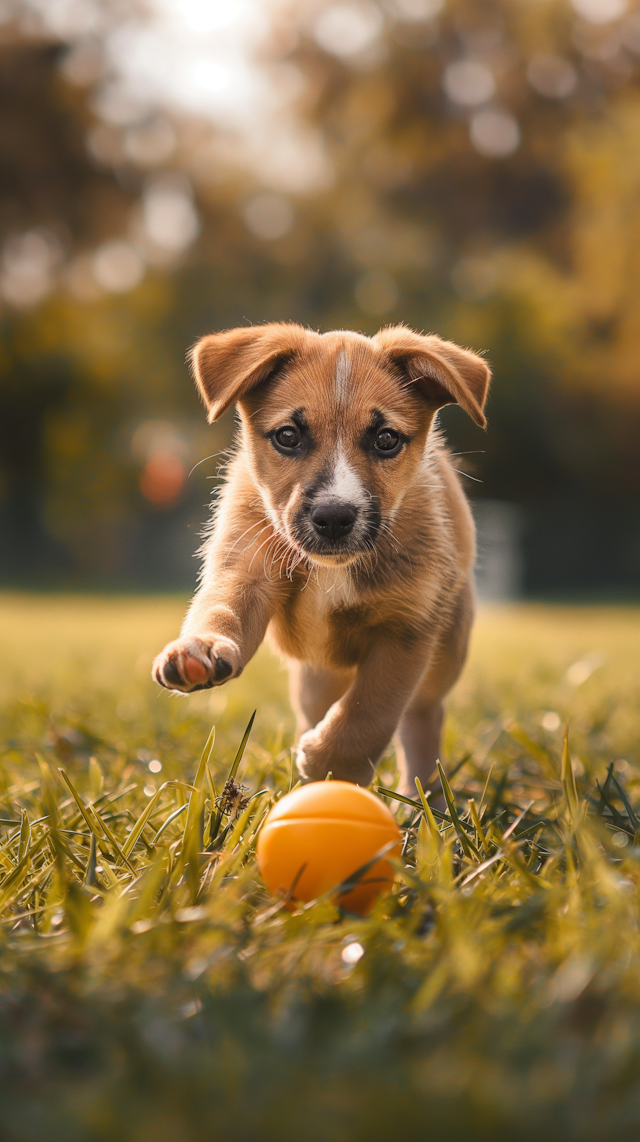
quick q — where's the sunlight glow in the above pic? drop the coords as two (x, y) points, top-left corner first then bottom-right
(104, 0), (270, 128)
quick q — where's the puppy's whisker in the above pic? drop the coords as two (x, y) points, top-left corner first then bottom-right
(377, 521), (410, 567)
(450, 468), (483, 483)
(248, 532), (280, 574)
(267, 529), (298, 578)
(231, 525), (272, 569)
(187, 452), (225, 478)
(300, 561), (315, 592)
(278, 546), (291, 580)
(261, 538), (277, 580)
(363, 540), (379, 576)
(283, 544), (301, 578)
(286, 548), (300, 579)
(266, 534), (289, 570)
(266, 545), (284, 581)
(224, 518), (270, 564)
(269, 544), (289, 581)
(286, 548), (306, 581)
(379, 521), (406, 552)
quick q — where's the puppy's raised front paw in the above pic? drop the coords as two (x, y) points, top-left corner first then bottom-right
(153, 635), (241, 693)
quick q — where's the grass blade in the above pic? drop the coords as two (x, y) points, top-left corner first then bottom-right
(182, 724), (215, 853)
(0, 831), (50, 910)
(561, 729), (579, 824)
(84, 833), (97, 888)
(437, 761), (479, 860)
(17, 810), (30, 863)
(228, 711), (256, 785)
(58, 769), (134, 872)
(151, 803), (188, 845)
(209, 711), (256, 844)
(122, 780), (196, 858)
(468, 798), (489, 855)
(610, 774), (638, 830)
(376, 786), (451, 824)
(415, 777), (441, 844)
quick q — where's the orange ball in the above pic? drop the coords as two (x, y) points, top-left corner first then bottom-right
(257, 781), (401, 915)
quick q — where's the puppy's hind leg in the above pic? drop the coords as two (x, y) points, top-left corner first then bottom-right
(288, 661), (354, 745)
(395, 701), (445, 807)
(396, 583), (474, 806)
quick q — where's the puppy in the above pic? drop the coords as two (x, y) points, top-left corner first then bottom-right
(153, 323), (490, 796)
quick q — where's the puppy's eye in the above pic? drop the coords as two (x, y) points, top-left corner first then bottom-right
(374, 428), (401, 454)
(273, 426), (301, 451)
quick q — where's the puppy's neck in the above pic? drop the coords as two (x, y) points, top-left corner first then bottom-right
(312, 562), (357, 605)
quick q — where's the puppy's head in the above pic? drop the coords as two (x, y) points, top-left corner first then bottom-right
(191, 323), (490, 568)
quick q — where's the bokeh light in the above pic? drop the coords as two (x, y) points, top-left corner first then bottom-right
(313, 3), (384, 58)
(443, 60), (495, 105)
(469, 108), (520, 157)
(527, 54), (578, 98)
(571, 0), (627, 23)
(0, 230), (62, 308)
(91, 240), (145, 293)
(243, 193), (294, 240)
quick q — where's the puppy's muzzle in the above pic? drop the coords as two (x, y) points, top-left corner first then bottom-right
(310, 498), (357, 543)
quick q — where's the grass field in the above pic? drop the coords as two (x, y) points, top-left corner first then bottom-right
(1, 594), (640, 1141)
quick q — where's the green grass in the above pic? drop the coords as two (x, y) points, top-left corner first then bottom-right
(1, 594), (640, 1141)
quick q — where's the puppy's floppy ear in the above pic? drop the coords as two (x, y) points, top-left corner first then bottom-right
(189, 322), (311, 423)
(374, 325), (491, 428)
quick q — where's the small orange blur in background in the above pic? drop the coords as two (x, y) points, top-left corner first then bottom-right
(139, 452), (186, 507)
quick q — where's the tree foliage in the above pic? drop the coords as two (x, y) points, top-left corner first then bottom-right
(1, 0), (639, 589)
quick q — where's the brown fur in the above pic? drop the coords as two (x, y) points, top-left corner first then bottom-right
(152, 323), (490, 796)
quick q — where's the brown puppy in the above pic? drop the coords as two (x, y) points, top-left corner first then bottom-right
(153, 323), (490, 796)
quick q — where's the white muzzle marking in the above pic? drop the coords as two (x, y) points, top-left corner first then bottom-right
(325, 447), (367, 508)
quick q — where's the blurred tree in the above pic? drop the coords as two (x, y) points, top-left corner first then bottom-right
(0, 19), (239, 584)
(0, 33), (137, 579)
(1, 0), (640, 593)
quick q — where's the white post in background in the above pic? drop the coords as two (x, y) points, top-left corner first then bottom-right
(473, 500), (524, 601)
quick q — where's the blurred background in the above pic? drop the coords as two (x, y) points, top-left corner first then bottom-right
(0, 0), (639, 600)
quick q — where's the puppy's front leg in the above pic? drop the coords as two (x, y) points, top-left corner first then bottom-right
(153, 518), (278, 693)
(296, 637), (433, 785)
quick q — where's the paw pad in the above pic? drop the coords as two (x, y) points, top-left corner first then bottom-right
(213, 658), (233, 681)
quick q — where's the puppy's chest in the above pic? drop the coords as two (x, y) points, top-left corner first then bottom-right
(272, 573), (375, 666)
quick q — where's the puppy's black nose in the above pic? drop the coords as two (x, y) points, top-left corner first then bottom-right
(310, 500), (357, 542)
